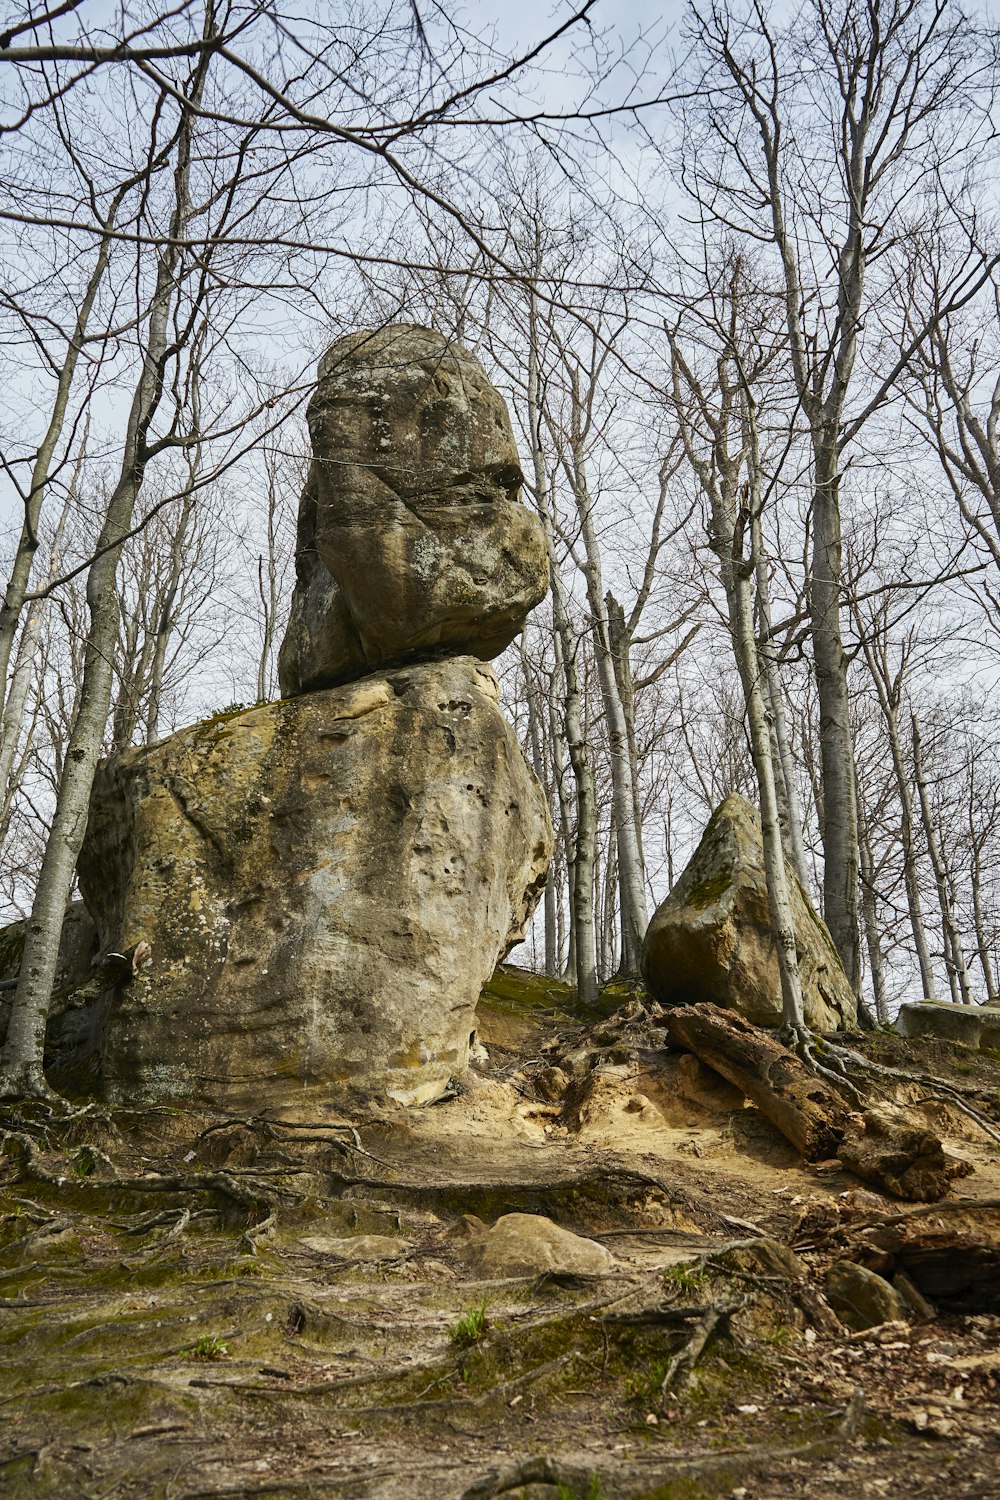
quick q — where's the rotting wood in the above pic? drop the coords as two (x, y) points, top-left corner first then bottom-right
(837, 1109), (972, 1203)
(665, 1003), (851, 1158)
(665, 1003), (967, 1201)
(813, 1199), (1000, 1313)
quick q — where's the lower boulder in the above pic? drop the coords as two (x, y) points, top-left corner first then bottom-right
(641, 794), (856, 1031)
(77, 657), (551, 1109)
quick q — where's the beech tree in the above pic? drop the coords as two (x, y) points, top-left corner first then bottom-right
(664, 252), (808, 1030)
(675, 0), (998, 992)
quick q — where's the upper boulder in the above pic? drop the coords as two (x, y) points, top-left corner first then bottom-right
(641, 794), (857, 1031)
(278, 324), (549, 695)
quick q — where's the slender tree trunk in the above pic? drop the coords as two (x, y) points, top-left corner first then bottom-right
(717, 528), (806, 1030)
(967, 776), (997, 1004)
(811, 440), (860, 993)
(970, 859), (997, 1005)
(147, 438), (200, 744)
(605, 590), (650, 966)
(912, 715), (973, 1007)
(0, 65), (206, 1096)
(255, 447), (284, 703)
(526, 292), (598, 1006)
(600, 825), (618, 983)
(571, 475), (647, 973)
(857, 787), (888, 1024)
(0, 491), (72, 834)
(550, 577), (598, 1007)
(751, 513), (809, 888)
(857, 631), (938, 1001)
(521, 641), (558, 975)
(545, 633), (574, 982)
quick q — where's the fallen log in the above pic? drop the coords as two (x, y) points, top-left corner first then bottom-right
(665, 1004), (968, 1202)
(664, 1003), (850, 1159)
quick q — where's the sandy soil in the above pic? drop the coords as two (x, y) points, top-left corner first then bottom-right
(1, 1003), (998, 1500)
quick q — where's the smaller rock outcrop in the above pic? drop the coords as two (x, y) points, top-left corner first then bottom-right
(278, 324), (549, 695)
(642, 794), (856, 1031)
(469, 1213), (616, 1278)
(896, 1000), (1000, 1051)
(825, 1261), (909, 1332)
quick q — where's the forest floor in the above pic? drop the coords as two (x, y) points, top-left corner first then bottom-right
(1, 975), (999, 1500)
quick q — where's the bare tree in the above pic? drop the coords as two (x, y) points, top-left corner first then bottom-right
(678, 0), (998, 991)
(666, 254), (807, 1030)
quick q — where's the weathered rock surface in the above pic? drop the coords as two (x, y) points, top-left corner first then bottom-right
(278, 324), (549, 696)
(642, 794), (857, 1030)
(896, 1000), (1000, 1051)
(825, 1260), (909, 1331)
(0, 899), (97, 998)
(470, 1213), (616, 1278)
(0, 901), (103, 1087)
(77, 657), (551, 1110)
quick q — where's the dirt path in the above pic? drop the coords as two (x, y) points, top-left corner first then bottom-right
(2, 1006), (999, 1499)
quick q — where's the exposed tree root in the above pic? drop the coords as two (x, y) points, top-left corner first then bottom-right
(460, 1454), (603, 1500)
(659, 1295), (743, 1399)
(813, 1038), (1000, 1143)
(459, 1387), (871, 1500)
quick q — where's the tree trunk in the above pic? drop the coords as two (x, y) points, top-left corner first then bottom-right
(912, 716), (973, 1006)
(573, 487), (647, 973)
(0, 492), (72, 837)
(811, 440), (860, 994)
(751, 513), (810, 889)
(857, 789), (888, 1024)
(716, 506), (807, 1031)
(526, 292), (597, 1006)
(521, 640), (558, 976)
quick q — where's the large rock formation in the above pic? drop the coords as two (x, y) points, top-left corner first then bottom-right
(642, 794), (856, 1031)
(78, 659), (551, 1109)
(278, 324), (549, 695)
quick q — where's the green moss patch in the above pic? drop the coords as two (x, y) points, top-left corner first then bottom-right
(478, 964), (576, 1017)
(683, 872), (733, 911)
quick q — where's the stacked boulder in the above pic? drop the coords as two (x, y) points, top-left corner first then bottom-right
(78, 326), (553, 1109)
